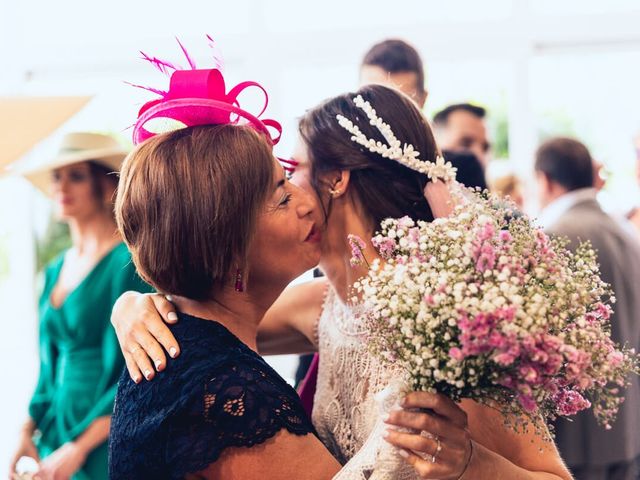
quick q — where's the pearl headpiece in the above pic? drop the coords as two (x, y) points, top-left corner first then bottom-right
(336, 95), (457, 183)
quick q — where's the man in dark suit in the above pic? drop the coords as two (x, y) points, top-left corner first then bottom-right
(535, 137), (640, 480)
(433, 103), (491, 170)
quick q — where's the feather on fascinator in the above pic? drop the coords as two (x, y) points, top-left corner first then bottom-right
(131, 35), (283, 148)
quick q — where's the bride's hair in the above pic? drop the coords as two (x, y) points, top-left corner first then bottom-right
(299, 84), (436, 228)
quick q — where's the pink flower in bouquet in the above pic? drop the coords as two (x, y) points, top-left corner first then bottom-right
(449, 347), (464, 361)
(372, 236), (396, 258)
(348, 234), (367, 267)
(499, 230), (513, 243)
(457, 307), (517, 358)
(553, 390), (592, 416)
(517, 385), (538, 413)
(608, 350), (625, 367)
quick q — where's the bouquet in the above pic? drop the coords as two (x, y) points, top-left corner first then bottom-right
(350, 191), (639, 437)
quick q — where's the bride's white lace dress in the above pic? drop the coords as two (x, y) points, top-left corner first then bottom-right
(313, 286), (418, 479)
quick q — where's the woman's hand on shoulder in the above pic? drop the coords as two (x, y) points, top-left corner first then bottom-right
(111, 291), (179, 383)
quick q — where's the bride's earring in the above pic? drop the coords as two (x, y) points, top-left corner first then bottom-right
(329, 187), (341, 197)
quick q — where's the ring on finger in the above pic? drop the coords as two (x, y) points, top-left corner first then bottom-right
(415, 449), (436, 463)
(432, 435), (442, 463)
(418, 431), (440, 463)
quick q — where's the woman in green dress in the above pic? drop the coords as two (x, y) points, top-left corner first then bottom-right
(8, 132), (151, 480)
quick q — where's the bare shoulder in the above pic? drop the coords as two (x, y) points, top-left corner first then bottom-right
(258, 277), (330, 354)
(195, 428), (340, 480)
(275, 277), (330, 312)
(271, 277), (330, 340)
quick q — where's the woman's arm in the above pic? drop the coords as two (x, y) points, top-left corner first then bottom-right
(35, 416), (111, 480)
(385, 393), (572, 480)
(257, 278), (328, 355)
(111, 278), (328, 380)
(72, 416), (111, 456)
(459, 399), (571, 480)
(193, 429), (340, 480)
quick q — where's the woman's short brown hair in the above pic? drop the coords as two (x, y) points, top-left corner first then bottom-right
(116, 124), (274, 299)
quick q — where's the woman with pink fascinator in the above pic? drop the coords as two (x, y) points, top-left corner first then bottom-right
(110, 40), (572, 479)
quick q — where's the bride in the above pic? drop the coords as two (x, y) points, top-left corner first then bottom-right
(112, 84), (572, 479)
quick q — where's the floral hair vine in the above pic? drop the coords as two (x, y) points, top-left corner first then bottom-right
(336, 95), (457, 183)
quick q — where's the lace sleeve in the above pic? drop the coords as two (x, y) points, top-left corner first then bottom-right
(163, 356), (316, 477)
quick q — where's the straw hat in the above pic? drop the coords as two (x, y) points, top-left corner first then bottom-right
(19, 132), (128, 195)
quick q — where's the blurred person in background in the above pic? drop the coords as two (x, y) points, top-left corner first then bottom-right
(627, 131), (640, 235)
(359, 38), (428, 108)
(448, 151), (488, 191)
(492, 173), (525, 210)
(433, 103), (491, 170)
(8, 133), (151, 480)
(535, 137), (640, 480)
(592, 161), (608, 192)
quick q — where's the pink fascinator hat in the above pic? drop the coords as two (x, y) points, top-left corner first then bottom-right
(131, 35), (285, 153)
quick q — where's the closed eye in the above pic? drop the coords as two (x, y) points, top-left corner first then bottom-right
(279, 193), (292, 206)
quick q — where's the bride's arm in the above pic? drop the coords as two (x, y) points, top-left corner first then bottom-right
(110, 278), (327, 381)
(459, 399), (571, 480)
(258, 277), (327, 355)
(384, 393), (572, 480)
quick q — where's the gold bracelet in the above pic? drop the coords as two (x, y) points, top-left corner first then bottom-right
(457, 440), (473, 480)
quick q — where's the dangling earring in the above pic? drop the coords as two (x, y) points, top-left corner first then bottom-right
(234, 268), (244, 292)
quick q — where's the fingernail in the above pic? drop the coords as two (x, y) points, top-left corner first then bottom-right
(154, 359), (163, 370)
(165, 295), (173, 302)
(382, 413), (390, 422)
(132, 376), (141, 384)
(144, 369), (152, 380)
(398, 449), (409, 459)
(383, 429), (390, 439)
(169, 347), (178, 358)
(167, 312), (178, 322)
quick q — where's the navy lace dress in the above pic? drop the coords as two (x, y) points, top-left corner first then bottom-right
(108, 313), (315, 479)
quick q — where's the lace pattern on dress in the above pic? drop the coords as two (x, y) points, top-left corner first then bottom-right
(164, 358), (315, 476)
(312, 287), (418, 479)
(108, 315), (315, 479)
